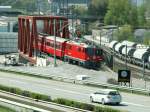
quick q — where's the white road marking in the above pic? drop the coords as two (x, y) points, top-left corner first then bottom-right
(0, 77), (27, 84)
(122, 102), (150, 108)
(54, 88), (89, 96)
(53, 88), (150, 109)
(0, 76), (150, 110)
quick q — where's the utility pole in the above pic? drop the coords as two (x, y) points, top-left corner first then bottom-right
(143, 60), (146, 89)
(125, 44), (127, 70)
(100, 28), (102, 46)
(63, 0), (64, 16)
(54, 19), (57, 67)
(112, 48), (115, 71)
(48, 0), (53, 15)
(71, 5), (74, 38)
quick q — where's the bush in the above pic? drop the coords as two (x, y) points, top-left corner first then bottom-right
(53, 98), (121, 112)
(0, 85), (10, 92)
(94, 106), (121, 112)
(15, 88), (22, 95)
(53, 98), (95, 111)
(22, 91), (30, 97)
(41, 95), (51, 102)
(0, 85), (122, 112)
(9, 88), (16, 93)
(80, 103), (94, 111)
(30, 93), (42, 100)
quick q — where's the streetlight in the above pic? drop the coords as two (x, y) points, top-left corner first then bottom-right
(48, 0), (53, 15)
(99, 28), (102, 46)
(54, 19), (57, 67)
(53, 20), (70, 67)
(37, 0), (41, 15)
(125, 44), (128, 70)
(67, 0), (68, 18)
(71, 5), (75, 38)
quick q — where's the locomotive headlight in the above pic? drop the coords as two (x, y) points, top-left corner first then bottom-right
(93, 56), (96, 59)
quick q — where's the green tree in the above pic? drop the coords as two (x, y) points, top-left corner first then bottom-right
(144, 0), (150, 27)
(143, 31), (150, 45)
(104, 0), (138, 27)
(72, 6), (87, 16)
(115, 25), (134, 41)
(88, 0), (108, 19)
(143, 37), (150, 45)
(138, 4), (146, 27)
(145, 0), (150, 16)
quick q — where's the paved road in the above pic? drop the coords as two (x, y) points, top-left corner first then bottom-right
(0, 72), (150, 112)
(0, 51), (150, 90)
(0, 62), (150, 90)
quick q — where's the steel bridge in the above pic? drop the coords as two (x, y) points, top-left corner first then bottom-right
(18, 16), (69, 64)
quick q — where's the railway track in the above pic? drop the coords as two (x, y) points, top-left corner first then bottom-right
(114, 57), (150, 78)
(84, 37), (150, 78)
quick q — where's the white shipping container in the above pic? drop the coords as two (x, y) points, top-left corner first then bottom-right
(109, 40), (118, 49)
(133, 49), (148, 60)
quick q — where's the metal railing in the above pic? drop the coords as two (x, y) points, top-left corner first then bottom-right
(0, 89), (91, 112)
(0, 97), (50, 112)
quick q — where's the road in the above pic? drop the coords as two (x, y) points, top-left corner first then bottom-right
(0, 71), (150, 112)
(0, 62), (150, 89)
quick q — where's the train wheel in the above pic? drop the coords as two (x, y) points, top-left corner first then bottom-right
(64, 57), (68, 62)
(77, 61), (79, 65)
(79, 62), (83, 66)
(68, 59), (73, 64)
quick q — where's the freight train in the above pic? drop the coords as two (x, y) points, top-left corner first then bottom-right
(35, 35), (103, 69)
(108, 40), (150, 69)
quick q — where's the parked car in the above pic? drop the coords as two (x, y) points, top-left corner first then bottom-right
(90, 89), (122, 105)
(76, 75), (90, 81)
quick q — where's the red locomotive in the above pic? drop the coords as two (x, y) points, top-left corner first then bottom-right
(36, 35), (103, 69)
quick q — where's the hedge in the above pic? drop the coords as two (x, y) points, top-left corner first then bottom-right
(0, 84), (123, 112)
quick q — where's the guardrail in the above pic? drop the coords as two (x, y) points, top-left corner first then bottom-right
(0, 89), (91, 112)
(0, 67), (150, 96)
(0, 97), (50, 112)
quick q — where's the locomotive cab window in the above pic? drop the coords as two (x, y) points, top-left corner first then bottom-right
(78, 48), (81, 52)
(46, 42), (50, 46)
(85, 48), (94, 56)
(67, 45), (72, 50)
(38, 38), (42, 43)
(56, 43), (61, 49)
(81, 48), (84, 52)
(95, 49), (102, 55)
(50, 41), (54, 47)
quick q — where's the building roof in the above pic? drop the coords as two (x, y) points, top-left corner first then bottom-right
(46, 36), (67, 43)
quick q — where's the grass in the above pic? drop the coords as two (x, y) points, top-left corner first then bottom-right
(0, 106), (15, 112)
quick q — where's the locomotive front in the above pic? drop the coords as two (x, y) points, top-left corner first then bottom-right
(84, 46), (103, 69)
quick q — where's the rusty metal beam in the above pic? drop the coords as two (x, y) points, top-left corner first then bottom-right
(18, 15), (69, 64)
(26, 19), (30, 54)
